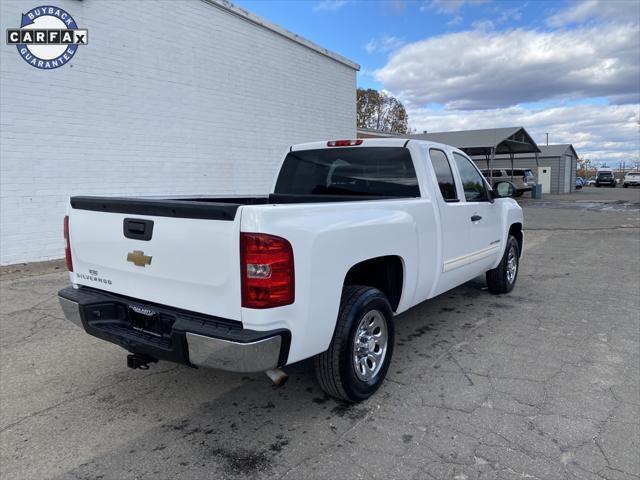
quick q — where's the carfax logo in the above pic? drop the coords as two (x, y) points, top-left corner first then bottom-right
(6, 5), (87, 69)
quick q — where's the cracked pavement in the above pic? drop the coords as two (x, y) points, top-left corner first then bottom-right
(1, 187), (639, 480)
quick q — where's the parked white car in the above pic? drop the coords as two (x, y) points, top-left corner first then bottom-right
(59, 138), (523, 402)
(623, 171), (640, 188)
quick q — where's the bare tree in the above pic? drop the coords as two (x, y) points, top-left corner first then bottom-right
(357, 88), (408, 134)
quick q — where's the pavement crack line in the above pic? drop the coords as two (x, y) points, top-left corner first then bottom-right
(276, 404), (379, 479)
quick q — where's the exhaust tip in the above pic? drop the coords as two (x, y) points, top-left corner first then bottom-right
(265, 368), (288, 387)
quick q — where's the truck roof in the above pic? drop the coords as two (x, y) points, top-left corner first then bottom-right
(290, 137), (464, 153)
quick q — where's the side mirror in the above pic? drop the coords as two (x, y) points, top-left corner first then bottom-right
(493, 181), (516, 198)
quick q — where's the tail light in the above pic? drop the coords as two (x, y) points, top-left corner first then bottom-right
(63, 215), (73, 272)
(327, 139), (363, 147)
(240, 233), (294, 309)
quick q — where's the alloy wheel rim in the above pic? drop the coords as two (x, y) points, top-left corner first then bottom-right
(353, 309), (388, 382)
(506, 245), (518, 284)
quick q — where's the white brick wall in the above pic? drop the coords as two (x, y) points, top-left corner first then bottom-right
(0, 0), (357, 265)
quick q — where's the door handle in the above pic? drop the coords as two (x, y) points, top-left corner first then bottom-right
(470, 215), (482, 222)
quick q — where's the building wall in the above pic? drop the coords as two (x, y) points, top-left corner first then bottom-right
(0, 0), (357, 265)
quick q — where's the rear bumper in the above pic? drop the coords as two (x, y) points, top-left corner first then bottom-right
(58, 286), (290, 372)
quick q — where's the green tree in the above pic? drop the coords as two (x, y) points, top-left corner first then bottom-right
(357, 88), (408, 134)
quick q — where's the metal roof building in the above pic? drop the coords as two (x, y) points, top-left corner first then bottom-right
(358, 127), (578, 195)
(408, 127), (540, 157)
(479, 144), (579, 194)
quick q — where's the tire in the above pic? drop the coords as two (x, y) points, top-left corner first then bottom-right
(624, 184), (628, 188)
(486, 235), (520, 294)
(596, 183), (600, 187)
(612, 183), (616, 188)
(313, 285), (394, 403)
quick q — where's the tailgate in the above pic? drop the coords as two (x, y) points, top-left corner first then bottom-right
(68, 197), (242, 321)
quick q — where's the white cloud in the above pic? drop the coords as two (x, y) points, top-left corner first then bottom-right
(365, 35), (405, 54)
(447, 15), (464, 27)
(375, 24), (640, 109)
(547, 0), (639, 27)
(313, 0), (349, 12)
(421, 0), (491, 14)
(496, 5), (522, 23)
(470, 19), (493, 30)
(406, 102), (640, 164)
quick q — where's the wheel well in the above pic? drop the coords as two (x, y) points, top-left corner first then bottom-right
(509, 223), (523, 256)
(344, 256), (403, 311)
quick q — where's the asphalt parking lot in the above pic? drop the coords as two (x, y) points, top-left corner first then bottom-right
(1, 187), (639, 480)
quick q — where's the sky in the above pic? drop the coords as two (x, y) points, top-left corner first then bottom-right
(235, 0), (640, 167)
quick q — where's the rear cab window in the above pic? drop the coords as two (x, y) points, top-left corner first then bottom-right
(429, 149), (458, 202)
(274, 147), (420, 198)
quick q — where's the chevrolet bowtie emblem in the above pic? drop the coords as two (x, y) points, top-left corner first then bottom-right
(127, 250), (152, 267)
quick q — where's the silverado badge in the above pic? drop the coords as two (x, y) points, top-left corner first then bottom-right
(127, 250), (152, 267)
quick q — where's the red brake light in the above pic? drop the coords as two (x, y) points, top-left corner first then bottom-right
(63, 215), (73, 272)
(327, 139), (363, 147)
(241, 233), (294, 309)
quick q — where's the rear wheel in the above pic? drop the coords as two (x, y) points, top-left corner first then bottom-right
(314, 285), (394, 402)
(486, 235), (520, 294)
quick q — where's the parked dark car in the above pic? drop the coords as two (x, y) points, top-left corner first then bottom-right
(596, 169), (616, 187)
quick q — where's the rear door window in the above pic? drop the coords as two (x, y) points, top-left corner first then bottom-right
(274, 147), (420, 197)
(452, 152), (490, 202)
(429, 149), (458, 201)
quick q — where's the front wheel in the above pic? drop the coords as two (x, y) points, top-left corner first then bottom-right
(313, 285), (394, 402)
(486, 235), (520, 294)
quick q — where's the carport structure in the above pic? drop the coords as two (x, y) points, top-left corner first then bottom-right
(409, 127), (541, 183)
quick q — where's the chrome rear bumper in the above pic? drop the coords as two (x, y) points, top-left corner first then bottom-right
(185, 332), (281, 372)
(57, 289), (288, 373)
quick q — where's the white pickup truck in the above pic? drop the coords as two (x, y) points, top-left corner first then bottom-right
(59, 138), (523, 402)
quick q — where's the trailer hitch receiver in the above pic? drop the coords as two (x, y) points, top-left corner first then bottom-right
(127, 353), (158, 370)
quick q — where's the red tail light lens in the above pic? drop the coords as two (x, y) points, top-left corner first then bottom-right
(63, 215), (73, 272)
(241, 233), (294, 309)
(327, 139), (363, 147)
